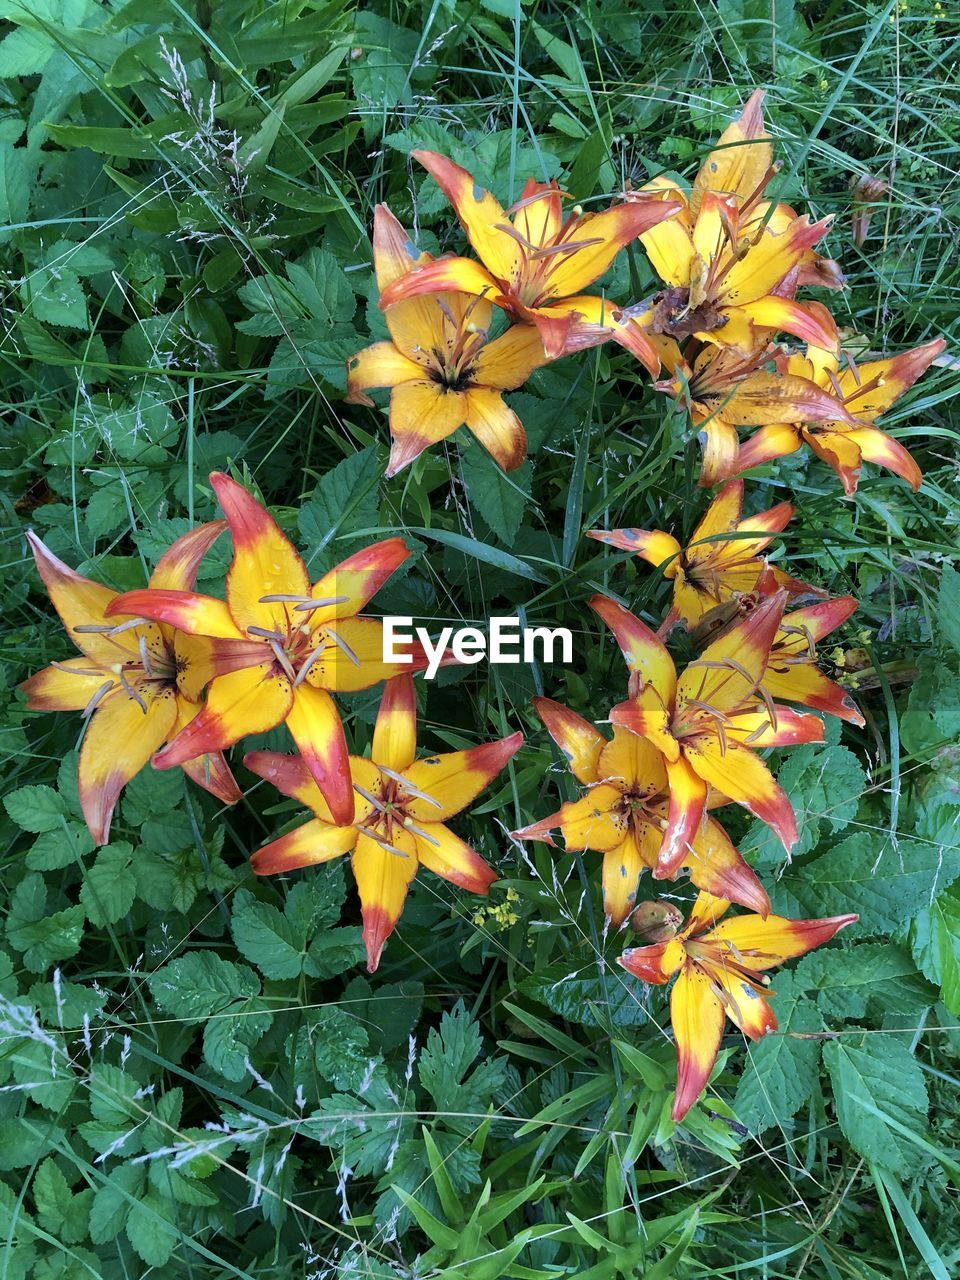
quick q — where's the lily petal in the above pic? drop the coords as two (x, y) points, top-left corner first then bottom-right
(403, 731), (523, 821)
(596, 727), (668, 792)
(656, 754), (709, 876)
(609, 687), (679, 763)
(414, 822), (497, 894)
(251, 817), (357, 875)
(545, 199), (683, 296)
(210, 471), (310, 635)
(838, 338), (946, 422)
(726, 703), (825, 748)
(691, 89), (772, 215)
(602, 831), (648, 925)
(463, 387), (527, 471)
(286, 684), (353, 825)
(79, 684), (178, 844)
(308, 539), (411, 629)
(556, 786), (625, 852)
(585, 527), (682, 578)
(412, 150), (521, 284)
(684, 814), (771, 917)
(708, 966), (777, 1041)
(105, 588), (242, 640)
(150, 521), (227, 592)
(848, 426), (922, 492)
(244, 752), (379, 825)
(372, 674), (417, 773)
(533, 696), (606, 785)
(346, 341), (422, 405)
(618, 937), (686, 984)
(471, 324), (549, 389)
(762, 662), (863, 726)
(386, 380), (468, 476)
(174, 700), (242, 805)
(709, 911), (858, 968)
(21, 659), (116, 712)
(684, 736), (798, 853)
(154, 662), (293, 768)
(353, 826), (419, 972)
(731, 422), (803, 474)
(670, 965), (726, 1121)
(589, 595), (678, 703)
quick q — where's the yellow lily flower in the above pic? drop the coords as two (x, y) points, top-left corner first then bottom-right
(105, 473), (418, 826)
(20, 525), (241, 844)
(246, 675), (522, 971)
(729, 304), (947, 494)
(513, 696), (770, 925)
(376, 150), (681, 367)
(649, 339), (862, 487)
(594, 592), (825, 874)
(619, 91), (844, 356)
(619, 889), (857, 1120)
(588, 478), (823, 632)
(347, 204), (551, 476)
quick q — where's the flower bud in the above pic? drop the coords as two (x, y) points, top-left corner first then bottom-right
(629, 899), (683, 943)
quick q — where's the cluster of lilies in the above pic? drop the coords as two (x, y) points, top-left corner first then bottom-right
(21, 91), (945, 1122)
(350, 90), (943, 493)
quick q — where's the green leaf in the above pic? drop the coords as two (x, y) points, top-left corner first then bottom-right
(910, 885), (960, 1015)
(733, 973), (823, 1132)
(938, 563), (960, 655)
(771, 832), (960, 933)
(4, 785), (67, 833)
(147, 951), (261, 1019)
(26, 820), (93, 870)
(298, 446), (381, 556)
(80, 842), (136, 927)
(521, 965), (649, 1028)
(231, 889), (306, 980)
(823, 1037), (928, 1174)
(747, 743), (865, 866)
(33, 1159), (91, 1244)
(311, 1006), (372, 1090)
(6, 875), (85, 971)
(341, 976), (424, 1053)
(796, 942), (935, 1019)
(125, 1193), (178, 1267)
(460, 446), (531, 547)
(203, 998), (274, 1081)
(89, 1164), (144, 1245)
(419, 1001), (509, 1124)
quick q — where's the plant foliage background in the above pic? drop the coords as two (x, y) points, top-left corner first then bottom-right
(2, 0), (960, 1275)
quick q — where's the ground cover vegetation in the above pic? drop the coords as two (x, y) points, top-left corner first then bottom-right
(1, 0), (960, 1275)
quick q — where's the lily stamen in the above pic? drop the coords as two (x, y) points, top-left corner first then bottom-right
(324, 626), (361, 667)
(379, 765), (442, 808)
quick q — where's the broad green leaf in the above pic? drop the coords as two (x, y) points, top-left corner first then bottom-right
(733, 972), (823, 1132)
(80, 842), (136, 927)
(125, 1192), (178, 1267)
(824, 1037), (928, 1175)
(910, 885), (960, 1015)
(521, 965), (649, 1028)
(231, 889), (305, 980)
(147, 951), (260, 1020)
(298, 446), (381, 557)
(33, 1159), (91, 1244)
(4, 785), (67, 833)
(460, 446), (531, 548)
(795, 943), (936, 1019)
(6, 875), (85, 971)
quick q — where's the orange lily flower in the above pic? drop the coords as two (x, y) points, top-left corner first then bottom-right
(697, 582), (865, 726)
(20, 526), (241, 844)
(618, 91), (841, 364)
(105, 472), (416, 826)
(594, 592), (822, 873)
(246, 675), (521, 971)
(588, 478), (822, 632)
(513, 696), (769, 923)
(649, 340), (862, 487)
(619, 890), (857, 1120)
(729, 305), (946, 494)
(347, 204), (550, 476)
(376, 150), (681, 366)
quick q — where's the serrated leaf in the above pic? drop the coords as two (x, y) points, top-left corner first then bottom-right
(521, 965), (649, 1028)
(939, 563), (960, 655)
(795, 943), (935, 1019)
(340, 976), (424, 1053)
(33, 1159), (91, 1244)
(88, 1164), (144, 1245)
(460, 446), (531, 547)
(771, 832), (960, 933)
(80, 842), (136, 926)
(203, 998), (273, 1081)
(125, 1192), (178, 1267)
(823, 1037), (928, 1174)
(4, 785), (67, 833)
(147, 951), (260, 1020)
(747, 743), (865, 866)
(297, 446), (380, 556)
(6, 875), (85, 971)
(231, 889), (305, 980)
(26, 821), (93, 870)
(910, 885), (960, 1015)
(733, 972), (822, 1132)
